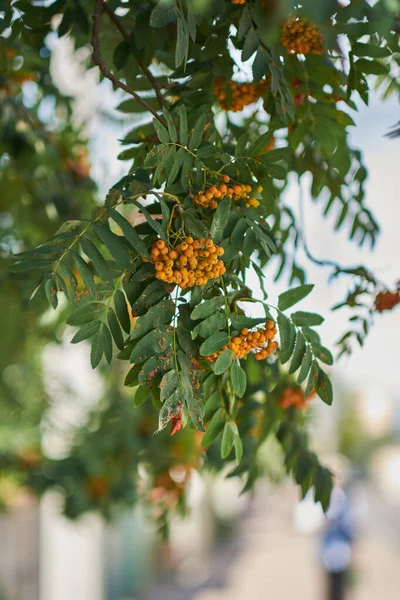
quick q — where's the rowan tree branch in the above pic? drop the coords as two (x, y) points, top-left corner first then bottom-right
(91, 0), (164, 124)
(101, 1), (165, 109)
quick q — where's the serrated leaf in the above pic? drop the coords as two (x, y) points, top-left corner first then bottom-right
(199, 332), (229, 356)
(213, 349), (233, 375)
(131, 200), (167, 242)
(291, 311), (324, 326)
(210, 197), (230, 243)
(71, 320), (102, 344)
(93, 222), (135, 270)
(139, 350), (174, 385)
(124, 364), (141, 387)
(67, 302), (104, 326)
(113, 40), (130, 70)
(191, 296), (224, 320)
(242, 27), (258, 62)
(133, 385), (151, 407)
(153, 119), (170, 144)
(167, 147), (185, 186)
(305, 360), (318, 398)
(288, 333), (306, 374)
(109, 209), (150, 259)
(150, 1), (177, 27)
(315, 366), (333, 405)
(231, 361), (246, 398)
(10, 258), (55, 272)
(107, 308), (124, 350)
(297, 345), (313, 384)
(182, 212), (209, 238)
(131, 299), (174, 339)
(160, 369), (178, 402)
(90, 329), (104, 369)
(278, 284), (314, 311)
(201, 408), (224, 447)
(312, 343), (333, 366)
(80, 237), (111, 282)
(234, 436), (243, 463)
(71, 251), (95, 292)
(130, 326), (172, 363)
(45, 276), (58, 309)
(114, 289), (130, 334)
(277, 313), (295, 364)
(230, 315), (266, 330)
(179, 105), (188, 146)
(175, 15), (189, 68)
(221, 422), (236, 459)
(192, 312), (225, 339)
(188, 114), (207, 151)
(314, 466), (333, 511)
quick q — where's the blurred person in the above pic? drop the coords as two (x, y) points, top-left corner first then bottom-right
(320, 485), (355, 600)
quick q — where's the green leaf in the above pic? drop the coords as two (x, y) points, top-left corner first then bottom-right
(234, 435), (243, 464)
(153, 119), (170, 144)
(71, 251), (95, 292)
(297, 345), (313, 384)
(182, 212), (209, 238)
(175, 15), (189, 68)
(288, 333), (307, 374)
(90, 324), (112, 368)
(242, 28), (258, 62)
(230, 315), (266, 330)
(109, 209), (150, 259)
(252, 47), (269, 83)
(90, 329), (104, 369)
(278, 284), (314, 311)
(291, 311), (324, 327)
(124, 364), (141, 387)
(150, 1), (177, 27)
(160, 370), (178, 402)
(221, 422), (236, 459)
(107, 308), (124, 350)
(201, 408), (224, 447)
(130, 326), (172, 363)
(131, 200), (167, 242)
(213, 349), (233, 375)
(314, 466), (333, 511)
(131, 299), (174, 339)
(133, 385), (151, 407)
(93, 222), (135, 270)
(231, 361), (247, 398)
(210, 197), (230, 243)
(192, 312), (225, 339)
(113, 40), (130, 70)
(167, 147), (185, 186)
(355, 58), (389, 75)
(114, 289), (130, 334)
(67, 302), (104, 326)
(352, 42), (391, 58)
(10, 258), (55, 272)
(139, 350), (174, 386)
(71, 320), (101, 344)
(45, 276), (58, 309)
(199, 332), (229, 356)
(163, 107), (178, 142)
(305, 360), (318, 398)
(179, 105), (188, 146)
(80, 237), (111, 282)
(188, 114), (207, 151)
(312, 343), (334, 366)
(315, 366), (333, 405)
(277, 313), (295, 363)
(191, 296), (224, 320)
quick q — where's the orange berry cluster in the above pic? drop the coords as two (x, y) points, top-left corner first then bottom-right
(151, 237), (226, 289)
(214, 77), (268, 112)
(206, 321), (278, 362)
(231, 0), (246, 4)
(281, 17), (323, 56)
(374, 286), (400, 313)
(194, 176), (262, 210)
(278, 387), (311, 410)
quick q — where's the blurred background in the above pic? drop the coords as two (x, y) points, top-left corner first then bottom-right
(1, 30), (400, 600)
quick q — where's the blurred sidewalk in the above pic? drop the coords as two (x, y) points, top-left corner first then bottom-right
(191, 482), (400, 600)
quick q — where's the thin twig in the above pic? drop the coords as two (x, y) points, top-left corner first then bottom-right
(91, 0), (164, 123)
(101, 1), (165, 109)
